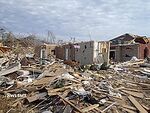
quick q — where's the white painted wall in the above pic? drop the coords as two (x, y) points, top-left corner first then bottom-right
(93, 41), (99, 63)
(65, 48), (69, 60)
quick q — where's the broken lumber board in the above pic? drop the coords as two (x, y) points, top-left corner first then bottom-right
(92, 89), (108, 95)
(128, 95), (148, 113)
(58, 95), (83, 113)
(6, 108), (15, 113)
(61, 90), (71, 98)
(121, 87), (143, 92)
(47, 92), (62, 96)
(22, 67), (42, 73)
(145, 97), (150, 100)
(48, 89), (70, 96)
(141, 104), (150, 112)
(66, 78), (81, 83)
(102, 102), (116, 112)
(81, 104), (99, 112)
(47, 84), (81, 94)
(106, 101), (137, 111)
(73, 73), (85, 80)
(92, 89), (122, 100)
(121, 105), (137, 111)
(111, 107), (120, 113)
(125, 80), (150, 87)
(121, 107), (137, 113)
(84, 103), (103, 113)
(121, 89), (144, 98)
(32, 77), (54, 86)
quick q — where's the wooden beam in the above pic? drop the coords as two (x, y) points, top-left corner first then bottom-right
(121, 107), (137, 113)
(128, 95), (148, 113)
(47, 84), (81, 95)
(121, 105), (137, 111)
(58, 95), (83, 113)
(121, 90), (144, 98)
(102, 102), (116, 112)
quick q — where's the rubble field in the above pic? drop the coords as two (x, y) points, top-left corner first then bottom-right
(0, 55), (150, 113)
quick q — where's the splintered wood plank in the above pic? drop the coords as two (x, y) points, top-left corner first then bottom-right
(58, 95), (83, 113)
(122, 88), (142, 92)
(141, 104), (150, 112)
(121, 105), (137, 111)
(112, 107), (120, 113)
(81, 104), (99, 112)
(102, 102), (116, 112)
(47, 84), (81, 94)
(125, 80), (150, 87)
(33, 77), (54, 85)
(128, 95), (148, 113)
(121, 107), (137, 113)
(121, 90), (144, 98)
(84, 103), (103, 113)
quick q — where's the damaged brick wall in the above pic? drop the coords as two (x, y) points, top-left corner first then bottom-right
(139, 44), (150, 59)
(55, 44), (75, 61)
(34, 44), (57, 60)
(111, 43), (150, 62)
(111, 44), (139, 62)
(55, 46), (64, 60)
(64, 44), (75, 61)
(121, 44), (139, 62)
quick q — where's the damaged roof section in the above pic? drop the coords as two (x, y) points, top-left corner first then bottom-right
(110, 33), (150, 62)
(110, 33), (150, 45)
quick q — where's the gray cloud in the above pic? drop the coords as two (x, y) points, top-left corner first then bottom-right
(0, 0), (150, 40)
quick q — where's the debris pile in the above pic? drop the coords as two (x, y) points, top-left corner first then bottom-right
(0, 56), (150, 113)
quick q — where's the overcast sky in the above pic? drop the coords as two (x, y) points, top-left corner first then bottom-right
(0, 0), (150, 41)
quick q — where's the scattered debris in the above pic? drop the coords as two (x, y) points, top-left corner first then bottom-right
(0, 40), (150, 113)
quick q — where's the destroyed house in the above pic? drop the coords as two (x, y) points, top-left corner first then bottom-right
(55, 43), (75, 61)
(35, 43), (57, 58)
(110, 33), (150, 62)
(34, 43), (57, 64)
(56, 41), (110, 65)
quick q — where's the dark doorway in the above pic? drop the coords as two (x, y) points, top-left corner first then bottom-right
(144, 47), (149, 58)
(110, 51), (115, 60)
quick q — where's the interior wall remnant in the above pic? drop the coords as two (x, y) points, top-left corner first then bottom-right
(94, 41), (110, 65)
(41, 49), (46, 59)
(65, 48), (69, 60)
(40, 49), (46, 64)
(100, 42), (110, 64)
